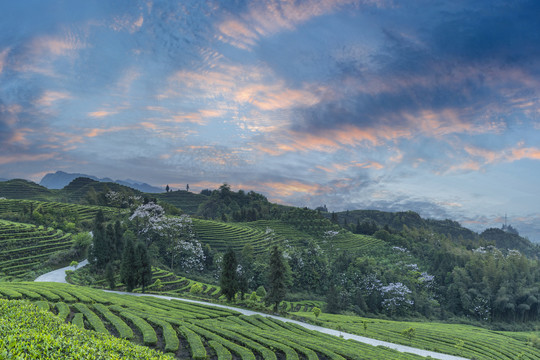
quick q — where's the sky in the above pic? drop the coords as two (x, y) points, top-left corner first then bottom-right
(1, 0), (540, 241)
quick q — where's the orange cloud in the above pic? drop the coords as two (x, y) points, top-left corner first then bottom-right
(259, 180), (329, 198)
(85, 126), (132, 138)
(0, 153), (56, 165)
(236, 83), (321, 110)
(88, 110), (117, 118)
(34, 91), (72, 107)
(258, 124), (411, 155)
(31, 34), (86, 56)
(217, 0), (366, 49)
(352, 161), (384, 170)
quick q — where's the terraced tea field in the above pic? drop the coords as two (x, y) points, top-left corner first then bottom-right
(0, 282), (429, 359)
(192, 218), (384, 255)
(0, 179), (54, 200)
(155, 190), (208, 215)
(0, 220), (74, 278)
(0, 198), (125, 223)
(292, 311), (540, 360)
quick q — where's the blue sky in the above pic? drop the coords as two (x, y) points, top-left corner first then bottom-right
(1, 0), (540, 241)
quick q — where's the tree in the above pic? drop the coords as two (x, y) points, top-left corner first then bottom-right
(91, 210), (109, 269)
(266, 245), (289, 312)
(220, 248), (238, 302)
(312, 306), (321, 319)
(136, 242), (152, 293)
(105, 262), (115, 289)
(120, 232), (137, 292)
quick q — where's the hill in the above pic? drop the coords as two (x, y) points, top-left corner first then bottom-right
(331, 209), (539, 258)
(58, 177), (145, 206)
(155, 190), (208, 215)
(0, 179), (55, 201)
(0, 219), (74, 279)
(0, 198), (126, 231)
(40, 170), (162, 193)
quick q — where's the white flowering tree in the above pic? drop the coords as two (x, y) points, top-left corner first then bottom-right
(381, 282), (414, 316)
(129, 203), (205, 273)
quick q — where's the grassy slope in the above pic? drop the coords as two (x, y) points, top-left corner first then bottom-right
(291, 311), (540, 360)
(0, 198), (124, 223)
(0, 282), (428, 360)
(0, 219), (74, 278)
(0, 298), (171, 359)
(192, 218), (384, 254)
(0, 179), (56, 201)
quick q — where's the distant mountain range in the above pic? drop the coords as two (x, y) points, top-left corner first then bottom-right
(0, 178), (8, 182)
(39, 171), (162, 193)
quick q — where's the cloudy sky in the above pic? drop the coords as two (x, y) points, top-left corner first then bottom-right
(1, 0), (540, 241)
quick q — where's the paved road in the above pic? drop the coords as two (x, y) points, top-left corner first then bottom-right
(34, 259), (89, 283)
(36, 262), (469, 360)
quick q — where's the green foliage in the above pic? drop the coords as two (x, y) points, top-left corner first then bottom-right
(0, 299), (169, 359)
(265, 246), (290, 312)
(190, 283), (203, 294)
(401, 327), (416, 341)
(528, 334), (540, 349)
(220, 248), (238, 302)
(105, 262), (115, 289)
(135, 242), (152, 293)
(312, 306), (321, 318)
(120, 233), (137, 292)
(256, 285), (267, 298)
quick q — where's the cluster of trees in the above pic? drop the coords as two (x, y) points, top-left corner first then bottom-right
(90, 210), (152, 292)
(376, 226), (540, 322)
(3, 203), (80, 233)
(220, 245), (291, 312)
(196, 184), (281, 222)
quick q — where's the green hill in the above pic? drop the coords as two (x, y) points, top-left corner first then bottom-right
(332, 209), (539, 257)
(0, 198), (126, 230)
(155, 190), (208, 215)
(58, 177), (145, 204)
(0, 219), (74, 278)
(191, 218), (384, 255)
(0, 179), (55, 201)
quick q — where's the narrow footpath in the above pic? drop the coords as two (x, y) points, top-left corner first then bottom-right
(35, 261), (469, 360)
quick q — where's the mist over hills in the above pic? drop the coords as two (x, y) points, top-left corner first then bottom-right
(40, 171), (162, 193)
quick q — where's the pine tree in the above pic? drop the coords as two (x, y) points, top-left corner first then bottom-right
(91, 210), (108, 269)
(120, 232), (137, 292)
(105, 262), (115, 290)
(220, 248), (238, 302)
(114, 220), (124, 259)
(136, 242), (152, 293)
(266, 245), (289, 312)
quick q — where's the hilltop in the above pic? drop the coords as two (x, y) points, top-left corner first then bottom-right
(328, 209), (540, 258)
(40, 170), (162, 193)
